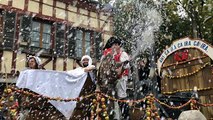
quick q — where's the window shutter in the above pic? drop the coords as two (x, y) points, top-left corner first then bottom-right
(3, 11), (16, 49)
(94, 32), (102, 60)
(55, 23), (65, 56)
(67, 27), (76, 57)
(20, 15), (32, 43)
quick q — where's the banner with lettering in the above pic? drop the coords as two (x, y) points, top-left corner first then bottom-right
(157, 37), (213, 74)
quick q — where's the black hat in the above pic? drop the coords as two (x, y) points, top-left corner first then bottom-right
(103, 36), (122, 50)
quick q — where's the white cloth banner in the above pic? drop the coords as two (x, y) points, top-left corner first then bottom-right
(16, 69), (88, 119)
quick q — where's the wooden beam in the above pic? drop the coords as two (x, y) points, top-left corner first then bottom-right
(24, 0), (29, 11)
(0, 51), (3, 72)
(11, 13), (21, 74)
(40, 57), (52, 68)
(50, 19), (56, 70)
(53, 57), (57, 70)
(39, 0), (43, 14)
(76, 59), (82, 67)
(8, 0), (12, 6)
(52, 0), (56, 18)
(63, 24), (68, 71)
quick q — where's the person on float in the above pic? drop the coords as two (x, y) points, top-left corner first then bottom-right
(101, 37), (113, 60)
(81, 55), (96, 81)
(15, 55), (42, 78)
(110, 36), (130, 120)
(26, 56), (42, 69)
(17, 55), (44, 119)
(67, 55), (95, 74)
(69, 55), (96, 119)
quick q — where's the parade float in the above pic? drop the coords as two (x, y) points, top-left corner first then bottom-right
(0, 0), (212, 119)
(0, 38), (212, 120)
(158, 37), (213, 119)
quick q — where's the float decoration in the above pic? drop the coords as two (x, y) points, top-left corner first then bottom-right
(2, 85), (213, 119)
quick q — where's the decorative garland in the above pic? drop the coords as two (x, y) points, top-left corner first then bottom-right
(0, 88), (19, 119)
(162, 87), (213, 94)
(190, 98), (199, 110)
(100, 97), (109, 120)
(2, 86), (213, 119)
(155, 98), (192, 110)
(165, 62), (209, 79)
(9, 86), (95, 102)
(90, 98), (97, 119)
(145, 94), (160, 120)
(90, 91), (110, 120)
(95, 92), (101, 120)
(7, 86), (213, 106)
(100, 92), (146, 103)
(162, 55), (207, 68)
(197, 102), (213, 107)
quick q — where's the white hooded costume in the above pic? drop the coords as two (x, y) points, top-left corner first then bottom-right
(27, 56), (41, 69)
(80, 55), (96, 83)
(81, 55), (93, 66)
(27, 56), (41, 65)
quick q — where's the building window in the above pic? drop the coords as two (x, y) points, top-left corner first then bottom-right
(75, 30), (83, 58)
(74, 29), (92, 58)
(3, 11), (16, 49)
(55, 23), (65, 56)
(85, 32), (91, 55)
(42, 24), (51, 49)
(20, 16), (51, 53)
(68, 28), (91, 58)
(30, 21), (51, 52)
(68, 28), (102, 59)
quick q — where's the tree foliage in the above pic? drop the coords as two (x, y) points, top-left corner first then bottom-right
(158, 0), (213, 54)
(98, 0), (213, 56)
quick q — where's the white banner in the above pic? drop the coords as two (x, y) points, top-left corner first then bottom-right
(16, 69), (88, 119)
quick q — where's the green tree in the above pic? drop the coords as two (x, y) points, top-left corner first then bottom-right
(98, 0), (213, 55)
(157, 0), (213, 54)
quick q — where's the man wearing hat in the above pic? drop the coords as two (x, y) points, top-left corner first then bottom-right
(105, 37), (129, 98)
(103, 36), (130, 120)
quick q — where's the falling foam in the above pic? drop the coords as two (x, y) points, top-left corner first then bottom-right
(130, 4), (163, 59)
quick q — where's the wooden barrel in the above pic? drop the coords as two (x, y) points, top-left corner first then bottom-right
(161, 48), (213, 119)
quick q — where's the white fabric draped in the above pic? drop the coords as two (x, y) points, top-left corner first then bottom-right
(16, 69), (88, 119)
